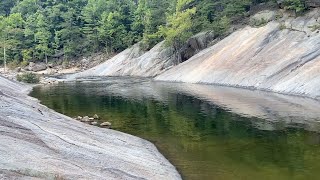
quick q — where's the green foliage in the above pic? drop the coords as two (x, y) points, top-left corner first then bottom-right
(0, 0), (291, 66)
(16, 72), (40, 84)
(283, 0), (306, 13)
(159, 0), (196, 48)
(34, 13), (52, 62)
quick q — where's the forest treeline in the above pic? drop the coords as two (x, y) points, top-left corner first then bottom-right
(0, 0), (306, 66)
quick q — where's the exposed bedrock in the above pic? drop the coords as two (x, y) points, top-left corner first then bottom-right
(0, 76), (181, 180)
(156, 9), (320, 99)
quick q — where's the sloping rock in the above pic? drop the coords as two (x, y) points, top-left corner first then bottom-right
(0, 76), (181, 179)
(26, 62), (47, 72)
(155, 9), (320, 99)
(68, 32), (218, 79)
(68, 42), (175, 79)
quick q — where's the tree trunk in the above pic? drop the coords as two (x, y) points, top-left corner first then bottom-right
(45, 54), (48, 65)
(3, 46), (6, 73)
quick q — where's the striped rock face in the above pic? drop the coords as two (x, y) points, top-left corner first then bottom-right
(155, 9), (320, 99)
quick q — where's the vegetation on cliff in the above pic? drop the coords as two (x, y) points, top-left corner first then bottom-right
(0, 0), (310, 67)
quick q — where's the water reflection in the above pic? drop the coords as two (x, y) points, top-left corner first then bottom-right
(31, 77), (320, 180)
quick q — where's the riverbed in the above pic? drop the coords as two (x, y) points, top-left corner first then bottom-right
(30, 77), (320, 180)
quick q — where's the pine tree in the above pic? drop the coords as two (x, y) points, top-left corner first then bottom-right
(35, 12), (51, 64)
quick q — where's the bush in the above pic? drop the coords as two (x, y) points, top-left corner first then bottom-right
(20, 60), (29, 67)
(7, 60), (20, 70)
(16, 72), (40, 84)
(283, 0), (306, 14)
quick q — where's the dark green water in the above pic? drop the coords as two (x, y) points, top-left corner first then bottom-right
(30, 77), (320, 180)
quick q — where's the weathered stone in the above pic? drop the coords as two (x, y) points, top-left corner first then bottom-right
(0, 76), (181, 179)
(250, 10), (278, 26)
(14, 67), (21, 73)
(93, 114), (99, 119)
(100, 122), (112, 127)
(27, 62), (47, 72)
(155, 9), (320, 99)
(81, 116), (90, 122)
(91, 121), (98, 126)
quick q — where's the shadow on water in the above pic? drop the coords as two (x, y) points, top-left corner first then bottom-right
(30, 77), (320, 180)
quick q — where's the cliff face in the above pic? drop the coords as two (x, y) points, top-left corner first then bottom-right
(68, 32), (216, 79)
(68, 42), (175, 79)
(70, 9), (320, 99)
(155, 9), (320, 99)
(0, 76), (181, 179)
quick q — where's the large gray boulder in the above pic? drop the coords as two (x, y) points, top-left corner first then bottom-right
(26, 62), (47, 72)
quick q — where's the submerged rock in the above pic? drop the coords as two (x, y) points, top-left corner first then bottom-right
(91, 121), (98, 126)
(100, 122), (112, 128)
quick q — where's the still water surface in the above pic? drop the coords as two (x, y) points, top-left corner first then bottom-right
(30, 77), (320, 180)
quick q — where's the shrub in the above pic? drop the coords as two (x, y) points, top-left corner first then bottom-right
(283, 0), (306, 14)
(279, 23), (287, 30)
(20, 60), (29, 67)
(7, 60), (20, 70)
(16, 72), (40, 84)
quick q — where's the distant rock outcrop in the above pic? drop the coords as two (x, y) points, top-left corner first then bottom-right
(68, 42), (174, 78)
(155, 9), (320, 99)
(68, 32), (217, 79)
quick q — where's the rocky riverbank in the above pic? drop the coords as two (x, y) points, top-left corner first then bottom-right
(67, 8), (320, 99)
(155, 8), (320, 99)
(0, 76), (181, 179)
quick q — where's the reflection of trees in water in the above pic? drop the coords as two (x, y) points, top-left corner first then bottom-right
(31, 83), (320, 179)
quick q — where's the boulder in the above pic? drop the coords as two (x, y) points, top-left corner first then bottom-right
(14, 67), (21, 73)
(250, 10), (278, 26)
(81, 116), (91, 122)
(100, 122), (112, 128)
(27, 62), (47, 72)
(91, 122), (98, 126)
(180, 31), (217, 62)
(93, 114), (99, 119)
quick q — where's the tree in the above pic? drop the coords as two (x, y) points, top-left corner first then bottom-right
(98, 12), (129, 53)
(283, 0), (306, 14)
(11, 0), (39, 18)
(81, 0), (109, 51)
(0, 0), (18, 16)
(35, 12), (52, 64)
(0, 13), (25, 71)
(159, 0), (196, 64)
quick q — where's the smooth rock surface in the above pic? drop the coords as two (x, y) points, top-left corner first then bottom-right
(0, 76), (181, 179)
(68, 42), (175, 78)
(68, 32), (217, 79)
(156, 9), (320, 99)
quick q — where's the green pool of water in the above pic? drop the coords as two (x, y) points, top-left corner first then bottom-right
(30, 77), (320, 180)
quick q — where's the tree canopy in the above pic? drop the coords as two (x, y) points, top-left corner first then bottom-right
(0, 0), (283, 66)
